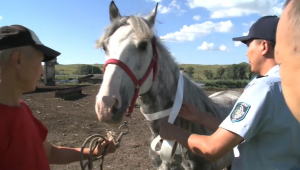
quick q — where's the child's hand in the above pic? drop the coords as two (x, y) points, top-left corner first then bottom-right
(95, 138), (117, 156)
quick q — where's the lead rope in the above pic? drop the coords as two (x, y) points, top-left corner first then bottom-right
(80, 134), (108, 170)
(80, 121), (129, 170)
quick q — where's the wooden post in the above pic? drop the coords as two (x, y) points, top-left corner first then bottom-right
(44, 58), (57, 86)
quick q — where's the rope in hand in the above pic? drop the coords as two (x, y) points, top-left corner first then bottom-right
(79, 121), (129, 170)
(80, 134), (108, 170)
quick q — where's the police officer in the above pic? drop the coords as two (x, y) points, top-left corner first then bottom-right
(159, 15), (300, 169)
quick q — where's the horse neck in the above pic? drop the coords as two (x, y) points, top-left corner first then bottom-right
(139, 39), (221, 134)
(139, 39), (179, 114)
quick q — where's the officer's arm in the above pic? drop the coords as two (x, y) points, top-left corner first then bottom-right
(174, 81), (271, 161)
(196, 111), (222, 131)
(172, 126), (243, 161)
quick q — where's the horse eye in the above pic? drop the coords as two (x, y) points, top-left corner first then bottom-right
(102, 39), (109, 52)
(102, 44), (107, 51)
(137, 41), (148, 50)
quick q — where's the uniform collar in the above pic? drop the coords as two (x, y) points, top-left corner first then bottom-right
(265, 65), (279, 76)
(249, 65), (280, 84)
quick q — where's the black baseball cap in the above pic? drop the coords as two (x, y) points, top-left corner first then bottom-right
(232, 15), (279, 44)
(0, 25), (60, 62)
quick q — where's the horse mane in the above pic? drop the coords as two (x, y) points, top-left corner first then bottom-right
(154, 37), (223, 120)
(95, 15), (154, 49)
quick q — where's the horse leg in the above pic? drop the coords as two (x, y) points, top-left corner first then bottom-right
(149, 149), (163, 169)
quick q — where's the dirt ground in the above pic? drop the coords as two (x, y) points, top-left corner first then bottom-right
(21, 84), (241, 170)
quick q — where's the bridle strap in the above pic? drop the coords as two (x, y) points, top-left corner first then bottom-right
(103, 37), (159, 117)
(103, 59), (139, 86)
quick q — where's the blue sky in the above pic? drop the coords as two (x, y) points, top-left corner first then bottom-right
(0, 0), (284, 65)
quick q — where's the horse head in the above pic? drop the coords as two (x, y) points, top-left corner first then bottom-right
(95, 1), (159, 124)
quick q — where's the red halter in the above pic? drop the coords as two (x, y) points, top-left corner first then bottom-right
(103, 37), (159, 118)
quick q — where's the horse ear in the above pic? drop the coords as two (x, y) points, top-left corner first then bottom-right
(145, 3), (158, 28)
(109, 1), (121, 22)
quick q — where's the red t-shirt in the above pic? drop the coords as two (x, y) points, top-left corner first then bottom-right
(0, 100), (50, 170)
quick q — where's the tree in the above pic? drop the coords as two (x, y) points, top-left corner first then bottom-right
(225, 64), (239, 79)
(185, 66), (195, 78)
(216, 67), (225, 78)
(222, 62), (253, 80)
(236, 63), (248, 80)
(247, 64), (256, 79)
(75, 65), (102, 75)
(203, 70), (214, 80)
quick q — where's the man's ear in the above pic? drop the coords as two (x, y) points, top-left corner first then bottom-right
(10, 51), (22, 66)
(261, 40), (269, 56)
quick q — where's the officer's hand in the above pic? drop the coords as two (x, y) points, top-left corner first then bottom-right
(159, 122), (177, 140)
(178, 101), (203, 122)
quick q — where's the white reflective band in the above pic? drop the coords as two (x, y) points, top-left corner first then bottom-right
(233, 146), (240, 157)
(146, 72), (187, 162)
(141, 108), (172, 121)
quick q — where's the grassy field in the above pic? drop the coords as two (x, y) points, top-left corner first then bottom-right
(52, 64), (104, 75)
(180, 64), (229, 81)
(50, 64), (229, 81)
(42, 64), (252, 89)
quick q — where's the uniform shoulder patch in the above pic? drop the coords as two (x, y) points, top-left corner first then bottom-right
(230, 102), (251, 122)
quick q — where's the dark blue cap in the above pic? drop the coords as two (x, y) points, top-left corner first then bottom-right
(232, 15), (279, 44)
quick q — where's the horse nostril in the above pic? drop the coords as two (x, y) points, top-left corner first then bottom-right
(112, 105), (118, 114)
(101, 95), (121, 110)
(114, 98), (119, 108)
(113, 96), (122, 108)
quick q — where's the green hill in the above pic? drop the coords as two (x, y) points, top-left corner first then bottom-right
(52, 63), (255, 81)
(52, 64), (104, 75)
(51, 64), (230, 81)
(180, 64), (229, 81)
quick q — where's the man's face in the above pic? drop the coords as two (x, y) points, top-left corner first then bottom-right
(246, 39), (264, 74)
(275, 0), (300, 122)
(16, 47), (44, 93)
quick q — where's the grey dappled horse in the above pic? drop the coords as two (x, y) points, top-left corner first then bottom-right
(95, 1), (241, 170)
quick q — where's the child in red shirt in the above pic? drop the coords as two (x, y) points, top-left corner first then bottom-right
(0, 25), (116, 170)
(0, 101), (50, 170)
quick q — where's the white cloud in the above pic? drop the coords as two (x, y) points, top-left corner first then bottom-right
(219, 44), (227, 51)
(158, 5), (171, 13)
(0, 16), (2, 20)
(197, 41), (227, 51)
(160, 20), (233, 42)
(157, 0), (186, 15)
(198, 42), (215, 50)
(234, 42), (242, 47)
(243, 31), (249, 36)
(170, 0), (186, 15)
(193, 15), (201, 21)
(233, 31), (250, 47)
(242, 21), (255, 28)
(186, 0), (283, 18)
